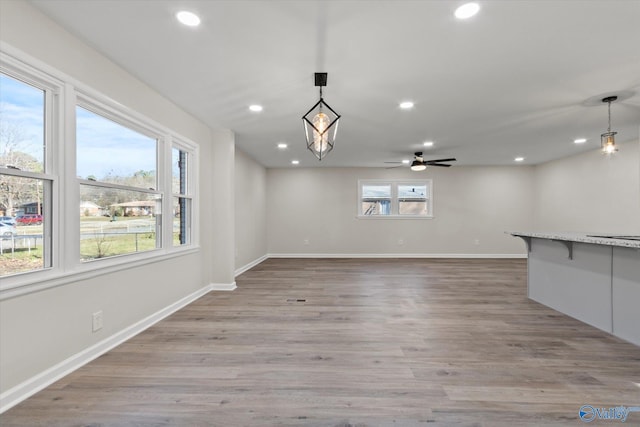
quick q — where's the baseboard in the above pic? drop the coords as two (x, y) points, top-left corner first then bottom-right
(210, 282), (237, 291)
(0, 283), (214, 414)
(234, 254), (268, 277)
(267, 253), (527, 259)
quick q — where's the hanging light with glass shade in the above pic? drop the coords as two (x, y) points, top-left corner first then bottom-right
(302, 73), (341, 160)
(601, 96), (618, 155)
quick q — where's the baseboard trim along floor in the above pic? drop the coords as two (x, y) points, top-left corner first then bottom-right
(0, 283), (218, 413)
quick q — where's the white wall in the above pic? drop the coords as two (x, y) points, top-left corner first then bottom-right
(235, 148), (267, 272)
(0, 1), (234, 396)
(533, 140), (640, 233)
(209, 128), (236, 285)
(267, 166), (534, 256)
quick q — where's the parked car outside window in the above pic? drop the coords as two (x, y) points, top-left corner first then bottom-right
(16, 214), (43, 225)
(0, 222), (17, 236)
(0, 216), (16, 225)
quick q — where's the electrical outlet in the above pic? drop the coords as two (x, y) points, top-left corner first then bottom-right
(474, 239), (480, 245)
(92, 310), (103, 332)
(303, 239), (310, 245)
(398, 239), (404, 246)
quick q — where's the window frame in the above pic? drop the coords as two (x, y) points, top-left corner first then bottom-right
(75, 95), (164, 262)
(357, 179), (433, 219)
(0, 55), (64, 281)
(0, 47), (200, 297)
(169, 140), (197, 248)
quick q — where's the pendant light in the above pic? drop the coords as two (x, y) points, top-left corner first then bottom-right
(601, 96), (618, 155)
(302, 73), (341, 161)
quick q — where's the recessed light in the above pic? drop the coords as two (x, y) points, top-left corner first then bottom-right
(402, 159), (410, 164)
(423, 141), (434, 147)
(574, 138), (587, 144)
(176, 11), (201, 27)
(514, 157), (525, 162)
(291, 160), (300, 165)
(249, 104), (263, 112)
(277, 143), (288, 149)
(399, 101), (414, 110)
(455, 3), (480, 19)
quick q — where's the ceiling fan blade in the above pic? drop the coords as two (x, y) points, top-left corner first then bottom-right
(384, 161), (403, 164)
(428, 163), (452, 167)
(425, 158), (457, 163)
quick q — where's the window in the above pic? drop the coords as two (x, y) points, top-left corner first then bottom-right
(1, 48), (198, 292)
(76, 104), (161, 261)
(361, 183), (391, 215)
(398, 184), (428, 215)
(172, 145), (193, 246)
(0, 71), (56, 277)
(358, 180), (432, 218)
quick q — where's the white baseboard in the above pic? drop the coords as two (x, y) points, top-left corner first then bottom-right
(0, 283), (214, 414)
(267, 253), (527, 259)
(210, 282), (237, 291)
(234, 254), (268, 277)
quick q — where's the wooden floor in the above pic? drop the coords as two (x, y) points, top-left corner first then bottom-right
(2, 258), (640, 426)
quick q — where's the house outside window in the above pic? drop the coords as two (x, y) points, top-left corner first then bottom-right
(358, 179), (433, 218)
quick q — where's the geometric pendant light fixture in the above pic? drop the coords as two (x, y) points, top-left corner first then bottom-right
(601, 95), (618, 155)
(302, 72), (341, 161)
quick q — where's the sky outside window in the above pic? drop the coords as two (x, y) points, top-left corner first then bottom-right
(0, 73), (45, 172)
(76, 106), (156, 184)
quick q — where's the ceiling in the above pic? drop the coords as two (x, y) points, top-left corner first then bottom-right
(31, 0), (640, 168)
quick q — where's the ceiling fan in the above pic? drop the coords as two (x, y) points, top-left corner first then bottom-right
(385, 152), (457, 171)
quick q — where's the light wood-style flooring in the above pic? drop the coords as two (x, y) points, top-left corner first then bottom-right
(2, 258), (640, 426)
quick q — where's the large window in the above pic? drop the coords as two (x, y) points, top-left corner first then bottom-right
(0, 71), (56, 277)
(1, 49), (198, 290)
(358, 180), (432, 218)
(76, 105), (161, 261)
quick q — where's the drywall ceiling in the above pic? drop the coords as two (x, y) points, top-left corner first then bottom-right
(30, 0), (640, 167)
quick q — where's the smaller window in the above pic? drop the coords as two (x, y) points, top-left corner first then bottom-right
(358, 180), (432, 218)
(398, 184), (428, 215)
(172, 145), (192, 246)
(361, 183), (391, 215)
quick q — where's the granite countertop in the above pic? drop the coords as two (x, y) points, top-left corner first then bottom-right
(508, 231), (640, 249)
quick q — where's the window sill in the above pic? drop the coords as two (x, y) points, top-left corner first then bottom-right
(0, 246), (200, 301)
(356, 215), (434, 220)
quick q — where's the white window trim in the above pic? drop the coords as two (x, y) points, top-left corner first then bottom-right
(168, 137), (199, 248)
(357, 179), (434, 219)
(1, 51), (65, 287)
(75, 98), (164, 261)
(0, 45), (200, 299)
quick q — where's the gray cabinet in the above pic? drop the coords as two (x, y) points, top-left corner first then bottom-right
(529, 239), (613, 332)
(612, 247), (640, 345)
(514, 233), (640, 346)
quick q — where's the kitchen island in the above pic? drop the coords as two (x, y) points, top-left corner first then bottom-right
(510, 232), (640, 346)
